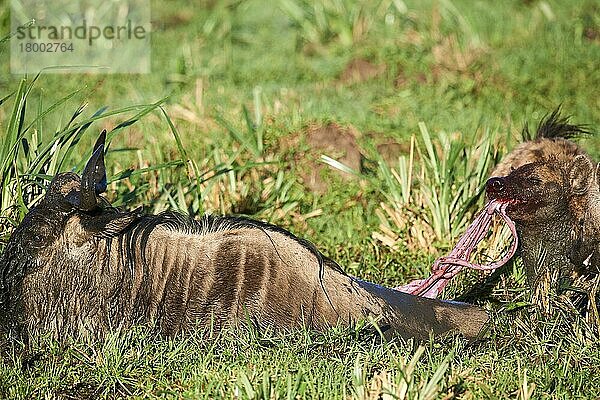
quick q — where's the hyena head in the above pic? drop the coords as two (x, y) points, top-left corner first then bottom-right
(485, 154), (596, 226)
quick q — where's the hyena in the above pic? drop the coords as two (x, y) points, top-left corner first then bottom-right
(486, 110), (599, 305)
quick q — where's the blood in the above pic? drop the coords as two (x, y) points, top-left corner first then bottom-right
(396, 200), (518, 298)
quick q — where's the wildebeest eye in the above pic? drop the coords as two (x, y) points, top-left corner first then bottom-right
(27, 224), (53, 249)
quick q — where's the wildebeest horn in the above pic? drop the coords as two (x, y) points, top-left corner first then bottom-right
(79, 130), (107, 211)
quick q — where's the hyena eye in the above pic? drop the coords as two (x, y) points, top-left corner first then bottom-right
(527, 176), (542, 185)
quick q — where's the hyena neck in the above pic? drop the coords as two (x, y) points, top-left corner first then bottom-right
(516, 212), (574, 283)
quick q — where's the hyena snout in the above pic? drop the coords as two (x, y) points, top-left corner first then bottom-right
(486, 177), (506, 197)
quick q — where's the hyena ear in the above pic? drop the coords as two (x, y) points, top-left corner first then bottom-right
(570, 155), (594, 195)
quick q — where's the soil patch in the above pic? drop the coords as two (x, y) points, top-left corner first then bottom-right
(375, 141), (410, 166)
(279, 123), (364, 193)
(339, 58), (386, 85)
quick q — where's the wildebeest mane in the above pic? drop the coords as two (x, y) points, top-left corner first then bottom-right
(103, 209), (346, 278)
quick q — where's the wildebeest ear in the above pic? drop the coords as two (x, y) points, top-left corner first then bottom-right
(79, 130), (107, 211)
(81, 208), (142, 238)
(570, 154), (593, 195)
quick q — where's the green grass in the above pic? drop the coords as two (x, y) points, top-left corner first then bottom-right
(1, 0), (600, 398)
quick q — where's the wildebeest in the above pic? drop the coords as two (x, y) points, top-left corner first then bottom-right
(0, 131), (488, 343)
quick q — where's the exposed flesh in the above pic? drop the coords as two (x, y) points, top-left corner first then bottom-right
(396, 200), (518, 298)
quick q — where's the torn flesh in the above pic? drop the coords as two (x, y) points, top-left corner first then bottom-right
(396, 200), (518, 299)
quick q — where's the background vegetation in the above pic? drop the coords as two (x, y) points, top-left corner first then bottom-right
(0, 0), (599, 398)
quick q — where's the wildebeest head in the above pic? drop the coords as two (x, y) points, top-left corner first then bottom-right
(0, 131), (138, 336)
